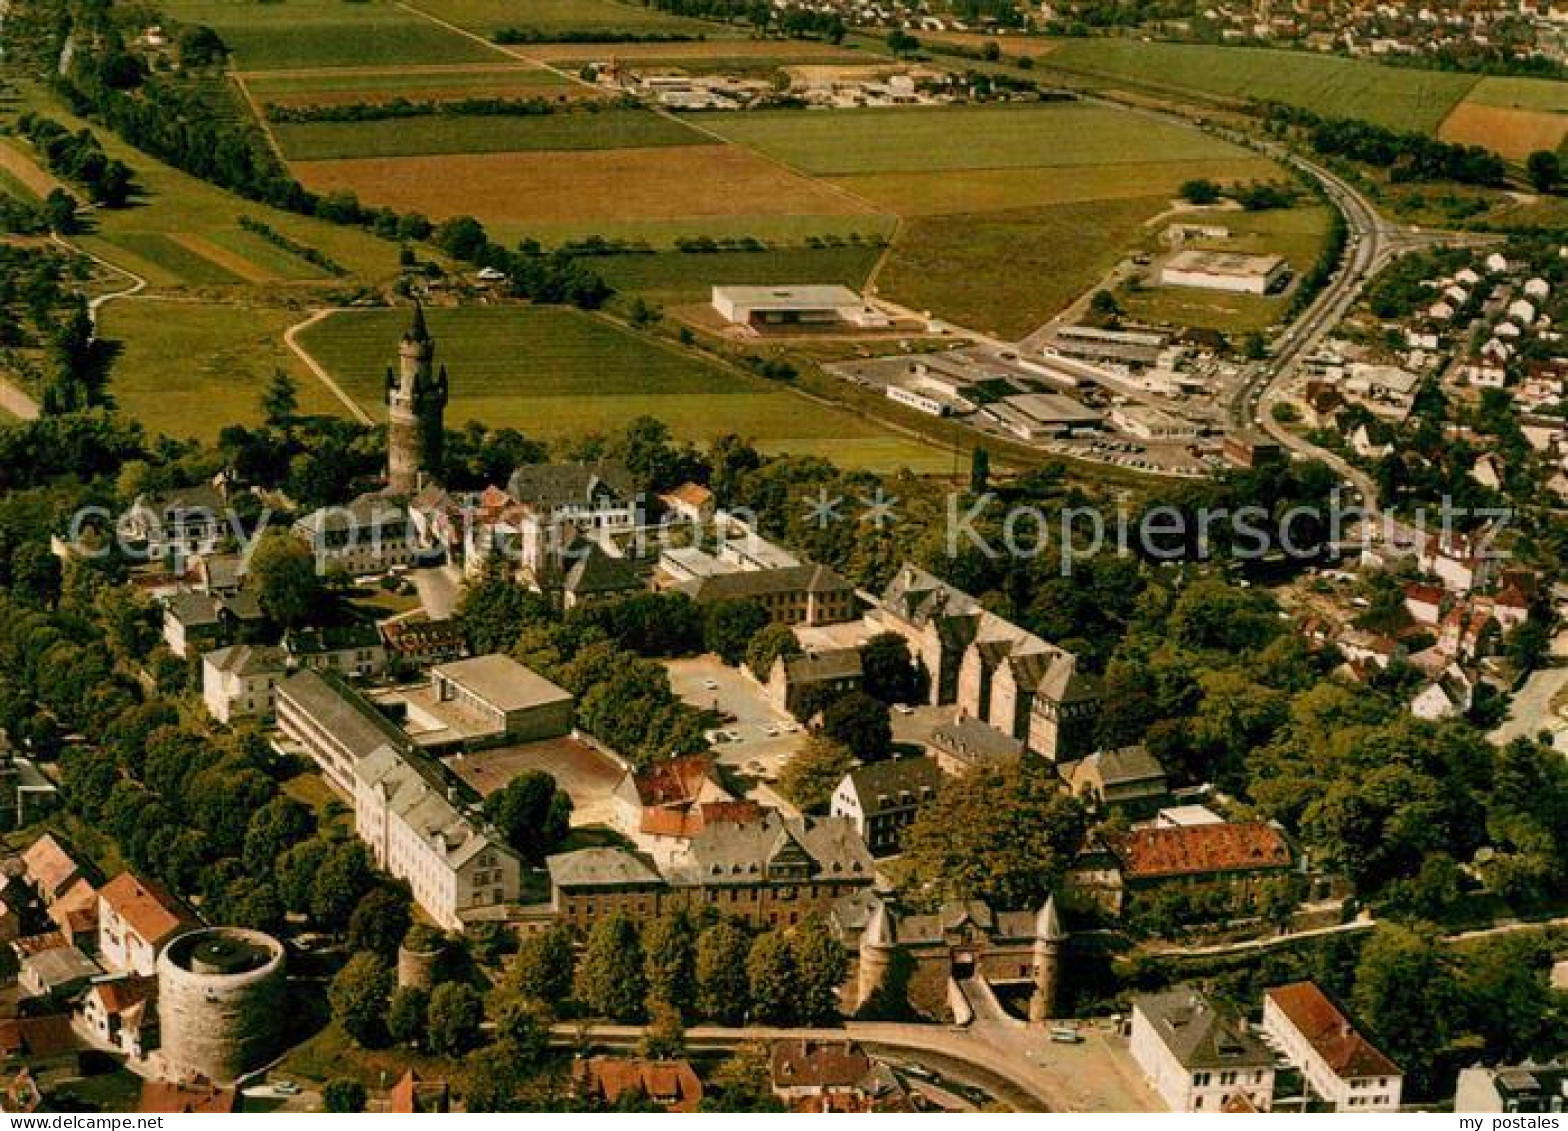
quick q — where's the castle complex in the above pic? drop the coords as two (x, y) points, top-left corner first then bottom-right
(386, 304), (449, 495)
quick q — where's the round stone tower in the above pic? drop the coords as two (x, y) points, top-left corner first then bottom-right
(157, 928), (287, 1084)
(1028, 894), (1065, 1025)
(856, 899), (896, 1010)
(386, 303), (448, 494)
(396, 926), (446, 991)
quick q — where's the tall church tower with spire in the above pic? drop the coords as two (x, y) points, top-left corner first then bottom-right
(386, 303), (448, 495)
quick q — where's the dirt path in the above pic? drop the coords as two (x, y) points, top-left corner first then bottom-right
(284, 308), (374, 425)
(0, 376), (40, 421)
(228, 71), (291, 167)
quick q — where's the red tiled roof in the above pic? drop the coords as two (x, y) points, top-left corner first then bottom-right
(11, 931), (68, 957)
(640, 799), (762, 840)
(98, 873), (191, 948)
(573, 1057), (703, 1112)
(22, 836), (79, 899)
(388, 1069), (449, 1113)
(634, 756), (718, 808)
(770, 1040), (873, 1091)
(1109, 822), (1291, 881)
(0, 1015), (79, 1059)
(664, 482), (713, 508)
(1265, 982), (1401, 1080)
(1403, 583), (1444, 606)
(91, 975), (158, 1016)
(140, 1080), (236, 1114)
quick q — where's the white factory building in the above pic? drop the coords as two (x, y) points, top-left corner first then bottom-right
(1159, 250), (1290, 295)
(712, 285), (892, 330)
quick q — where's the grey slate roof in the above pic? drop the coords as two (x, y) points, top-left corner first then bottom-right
(1072, 745), (1166, 788)
(673, 812), (873, 887)
(547, 847), (664, 889)
(354, 745), (514, 871)
(204, 644), (286, 678)
(1135, 988), (1273, 1070)
(165, 589), (264, 629)
(276, 670), (409, 762)
(926, 716), (1023, 765)
(841, 756), (943, 816)
(506, 460), (636, 512)
(677, 563), (851, 604)
(563, 542), (642, 597)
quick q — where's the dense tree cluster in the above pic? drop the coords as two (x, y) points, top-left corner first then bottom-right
(15, 114), (134, 207)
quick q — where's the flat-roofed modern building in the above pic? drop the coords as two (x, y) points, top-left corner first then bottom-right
(712, 285), (891, 329)
(427, 654), (575, 743)
(1160, 250), (1289, 294)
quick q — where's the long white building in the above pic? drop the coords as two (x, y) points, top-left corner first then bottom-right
(1262, 982), (1402, 1111)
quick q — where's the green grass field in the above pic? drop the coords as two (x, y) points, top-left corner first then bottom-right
(404, 0), (727, 36)
(593, 244), (883, 304)
(1042, 40), (1477, 132)
(878, 195), (1170, 339)
(96, 233), (246, 286)
(158, 0), (498, 69)
(693, 102), (1246, 176)
(1464, 75), (1568, 113)
(273, 107), (706, 159)
(99, 300), (343, 441)
(490, 213), (897, 250)
(296, 305), (951, 469)
(245, 66), (568, 98)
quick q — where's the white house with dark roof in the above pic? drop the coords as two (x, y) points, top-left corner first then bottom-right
(201, 644), (286, 724)
(1130, 987), (1275, 1112)
(830, 756), (943, 856)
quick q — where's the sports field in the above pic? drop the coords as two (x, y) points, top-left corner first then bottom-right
(1040, 40), (1476, 132)
(158, 0), (497, 69)
(272, 106), (706, 160)
(99, 301), (342, 441)
(1437, 76), (1568, 159)
(295, 306), (952, 470)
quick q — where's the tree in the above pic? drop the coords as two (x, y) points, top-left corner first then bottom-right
(248, 530), (323, 628)
(490, 989), (551, 1067)
(703, 599), (770, 666)
(745, 931), (796, 1025)
(464, 1044), (523, 1112)
(426, 982), (484, 1056)
(482, 771), (572, 863)
(329, 951), (393, 1047)
(777, 735), (855, 814)
(386, 985), (429, 1048)
(41, 189), (76, 234)
(346, 886), (412, 961)
(311, 839), (375, 930)
(820, 691), (892, 761)
(886, 29), (918, 57)
(745, 622), (801, 682)
(576, 913), (647, 1022)
(1527, 149), (1561, 194)
(1087, 289), (1121, 326)
(642, 909), (697, 1018)
(903, 762), (1086, 909)
(261, 369), (299, 427)
(507, 922), (576, 1006)
(243, 797), (314, 876)
(695, 920), (751, 1025)
(640, 1000), (686, 1060)
(1352, 924), (1459, 1094)
(701, 1044), (784, 1112)
(859, 632), (920, 705)
(790, 916), (847, 1025)
(322, 1078), (367, 1113)
(1179, 178), (1221, 205)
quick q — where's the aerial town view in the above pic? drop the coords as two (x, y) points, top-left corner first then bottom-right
(0, 0), (1567, 1118)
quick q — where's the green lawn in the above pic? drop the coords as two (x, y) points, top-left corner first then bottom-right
(1464, 75), (1568, 113)
(878, 195), (1172, 339)
(694, 102), (1248, 176)
(246, 66), (568, 99)
(588, 244), (883, 303)
(1041, 39), (1476, 132)
(99, 300), (343, 441)
(296, 305), (952, 470)
(96, 232), (246, 286)
(273, 107), (706, 159)
(158, 0), (499, 69)
(405, 0), (727, 36)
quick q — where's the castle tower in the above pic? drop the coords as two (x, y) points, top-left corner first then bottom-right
(1028, 894), (1065, 1025)
(386, 303), (448, 494)
(857, 898), (896, 1010)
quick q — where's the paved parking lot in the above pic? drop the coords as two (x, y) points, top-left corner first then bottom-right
(666, 655), (807, 784)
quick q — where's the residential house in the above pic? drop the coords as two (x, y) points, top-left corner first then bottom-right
(118, 484), (226, 563)
(770, 1040), (875, 1109)
(608, 756), (757, 868)
(19, 945), (100, 1002)
(572, 1057), (703, 1112)
(660, 482), (716, 524)
(1456, 1061), (1568, 1113)
(1059, 745), (1169, 816)
(22, 835), (81, 906)
(500, 461), (643, 575)
(676, 563), (856, 627)
(201, 644), (286, 724)
(1129, 987), (1276, 1112)
(1411, 665), (1473, 721)
(924, 715), (1023, 776)
(1403, 583), (1444, 627)
(381, 618), (468, 668)
(557, 541), (644, 611)
(80, 976), (158, 1059)
(161, 588), (265, 659)
(97, 872), (192, 977)
(830, 756), (943, 856)
(766, 648), (863, 716)
(1262, 981), (1402, 1111)
(293, 494), (415, 577)
(282, 624), (387, 678)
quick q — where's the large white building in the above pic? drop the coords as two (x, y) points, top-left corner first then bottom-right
(353, 745), (521, 931)
(1262, 982), (1402, 1111)
(1159, 249), (1289, 295)
(292, 495), (415, 578)
(1130, 987), (1276, 1112)
(202, 644), (286, 724)
(711, 285), (891, 330)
